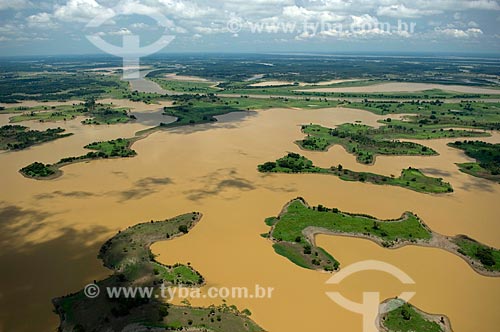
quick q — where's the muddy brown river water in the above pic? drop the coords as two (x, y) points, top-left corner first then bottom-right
(0, 100), (499, 332)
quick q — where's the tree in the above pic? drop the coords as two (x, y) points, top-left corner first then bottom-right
(401, 305), (411, 320)
(178, 225), (189, 234)
(476, 247), (495, 266)
(84, 96), (96, 112)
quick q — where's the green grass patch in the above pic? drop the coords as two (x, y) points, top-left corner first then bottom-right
(152, 78), (219, 94)
(266, 199), (431, 271)
(383, 301), (444, 332)
(152, 262), (203, 285)
(272, 242), (313, 269)
(298, 123), (441, 164)
(347, 100), (500, 131)
(264, 217), (278, 226)
(259, 153), (453, 194)
(6, 101), (133, 125)
(52, 213), (263, 332)
(453, 236), (500, 272)
(274, 200), (431, 243)
(448, 140), (500, 183)
(21, 138), (136, 179)
(57, 138), (136, 164)
(160, 94), (342, 127)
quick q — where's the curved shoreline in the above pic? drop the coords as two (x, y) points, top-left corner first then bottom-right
(53, 212), (264, 332)
(378, 298), (454, 332)
(271, 198), (500, 277)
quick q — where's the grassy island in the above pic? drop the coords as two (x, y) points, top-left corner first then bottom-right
(0, 124), (72, 150)
(259, 153), (453, 194)
(159, 94), (341, 128)
(20, 138), (136, 179)
(380, 299), (452, 332)
(53, 213), (263, 332)
(297, 123), (487, 164)
(453, 236), (500, 271)
(448, 140), (500, 183)
(346, 100), (500, 131)
(265, 198), (500, 276)
(298, 124), (438, 164)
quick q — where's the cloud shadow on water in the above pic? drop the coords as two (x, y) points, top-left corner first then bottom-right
(0, 203), (111, 332)
(117, 176), (174, 201)
(184, 168), (256, 201)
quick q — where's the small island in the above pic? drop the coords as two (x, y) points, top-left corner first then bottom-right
(297, 123), (438, 164)
(53, 212), (263, 332)
(264, 198), (500, 276)
(259, 153), (453, 194)
(380, 298), (453, 332)
(0, 124), (72, 150)
(297, 122), (487, 164)
(448, 140), (500, 183)
(20, 138), (136, 179)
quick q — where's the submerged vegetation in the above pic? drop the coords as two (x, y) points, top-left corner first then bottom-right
(0, 124), (72, 150)
(53, 213), (263, 332)
(20, 138), (136, 179)
(448, 140), (500, 183)
(259, 153), (453, 193)
(265, 198), (500, 276)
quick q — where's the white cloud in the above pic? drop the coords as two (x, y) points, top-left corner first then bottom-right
(54, 0), (114, 23)
(157, 0), (215, 19)
(0, 0), (30, 11)
(377, 4), (440, 18)
(27, 12), (58, 29)
(282, 5), (344, 22)
(435, 27), (484, 38)
(1, 0), (499, 49)
(131, 22), (149, 29)
(108, 28), (132, 35)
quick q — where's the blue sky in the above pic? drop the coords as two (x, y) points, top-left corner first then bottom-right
(0, 0), (499, 56)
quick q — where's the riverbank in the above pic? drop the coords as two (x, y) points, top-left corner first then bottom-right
(267, 198), (500, 277)
(53, 212), (263, 332)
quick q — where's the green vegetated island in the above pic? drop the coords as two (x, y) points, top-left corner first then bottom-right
(53, 213), (263, 332)
(448, 140), (500, 183)
(297, 122), (486, 165)
(379, 298), (453, 332)
(345, 100), (500, 131)
(20, 138), (136, 179)
(14, 93), (345, 180)
(157, 94), (342, 128)
(0, 124), (72, 150)
(259, 153), (453, 194)
(3, 98), (134, 125)
(263, 198), (500, 276)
